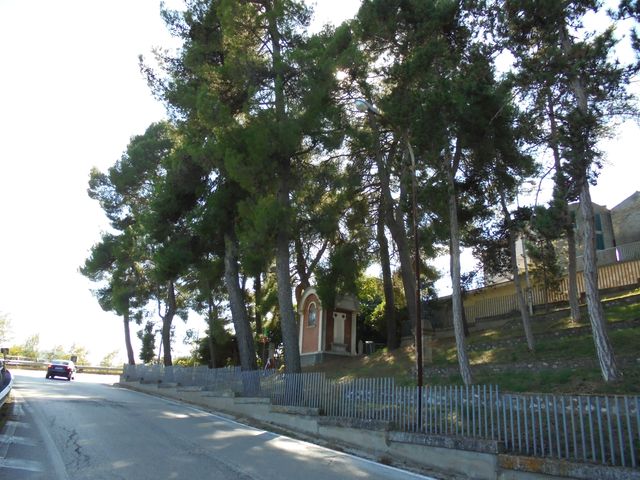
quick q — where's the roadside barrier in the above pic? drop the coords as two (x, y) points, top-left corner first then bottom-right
(124, 364), (640, 469)
(4, 358), (122, 375)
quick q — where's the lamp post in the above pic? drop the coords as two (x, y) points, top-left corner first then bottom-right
(354, 99), (423, 392)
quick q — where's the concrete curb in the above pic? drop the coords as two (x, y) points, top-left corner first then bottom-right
(115, 381), (637, 480)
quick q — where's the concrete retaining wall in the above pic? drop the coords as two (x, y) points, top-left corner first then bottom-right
(119, 380), (638, 480)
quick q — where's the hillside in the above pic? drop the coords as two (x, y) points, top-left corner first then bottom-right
(303, 290), (640, 395)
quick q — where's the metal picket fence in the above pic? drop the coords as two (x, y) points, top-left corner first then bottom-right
(500, 393), (639, 468)
(123, 365), (639, 469)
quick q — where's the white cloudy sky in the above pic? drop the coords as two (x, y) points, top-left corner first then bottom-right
(0, 0), (637, 364)
(0, 0), (361, 364)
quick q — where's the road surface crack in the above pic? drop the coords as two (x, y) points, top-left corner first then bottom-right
(62, 427), (91, 471)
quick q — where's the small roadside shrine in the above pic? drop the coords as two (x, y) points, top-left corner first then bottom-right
(297, 286), (359, 367)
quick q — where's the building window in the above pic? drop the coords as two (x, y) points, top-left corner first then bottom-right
(307, 303), (317, 327)
(595, 213), (605, 250)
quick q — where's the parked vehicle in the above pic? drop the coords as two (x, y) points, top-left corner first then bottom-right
(46, 359), (76, 381)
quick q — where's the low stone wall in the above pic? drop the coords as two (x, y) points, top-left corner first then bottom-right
(117, 380), (639, 480)
(498, 455), (640, 480)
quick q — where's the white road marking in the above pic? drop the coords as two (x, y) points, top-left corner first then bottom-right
(0, 457), (43, 472)
(0, 433), (38, 446)
(0, 395), (44, 473)
(0, 412), (17, 458)
(10, 401), (24, 417)
(4, 420), (30, 429)
(21, 393), (71, 480)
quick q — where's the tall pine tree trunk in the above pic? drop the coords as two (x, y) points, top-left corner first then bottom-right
(579, 185), (620, 381)
(369, 112), (417, 333)
(207, 326), (217, 369)
(547, 92), (581, 322)
(511, 237), (535, 351)
(255, 273), (269, 365)
(224, 232), (258, 371)
(254, 273), (263, 337)
(161, 280), (176, 367)
(566, 225), (581, 322)
(386, 200), (418, 332)
(500, 195), (535, 351)
(268, 6), (301, 374)
(207, 299), (217, 369)
(560, 25), (620, 382)
(123, 310), (135, 365)
(274, 185), (302, 373)
(446, 152), (473, 385)
(377, 205), (397, 349)
(294, 237), (310, 303)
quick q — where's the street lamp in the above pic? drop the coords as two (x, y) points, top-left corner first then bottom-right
(354, 99), (380, 115)
(355, 99), (423, 391)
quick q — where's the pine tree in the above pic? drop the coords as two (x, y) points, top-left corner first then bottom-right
(137, 321), (156, 364)
(153, 0), (353, 372)
(500, 0), (635, 381)
(354, 0), (514, 385)
(81, 230), (147, 365)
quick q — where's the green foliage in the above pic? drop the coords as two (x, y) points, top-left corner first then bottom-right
(316, 242), (367, 309)
(81, 230), (149, 322)
(43, 345), (66, 361)
(531, 205), (563, 241)
(618, 0), (640, 61)
(85, 118), (203, 366)
(152, 235), (197, 283)
(18, 334), (40, 359)
(68, 343), (90, 365)
(473, 217), (511, 282)
(527, 212), (564, 300)
(237, 195), (278, 275)
(501, 0), (635, 188)
(196, 328), (235, 367)
(355, 276), (386, 343)
(137, 321), (156, 364)
(79, 0), (639, 377)
(174, 356), (197, 367)
(100, 351), (120, 367)
(391, 271), (407, 311)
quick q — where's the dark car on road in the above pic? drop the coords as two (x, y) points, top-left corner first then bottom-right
(46, 359), (76, 381)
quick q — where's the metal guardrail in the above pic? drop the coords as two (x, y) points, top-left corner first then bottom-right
(124, 364), (640, 469)
(0, 370), (12, 409)
(4, 359), (122, 375)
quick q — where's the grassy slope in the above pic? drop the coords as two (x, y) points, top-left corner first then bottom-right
(303, 290), (640, 395)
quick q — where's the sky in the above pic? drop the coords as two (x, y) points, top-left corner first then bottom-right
(0, 1), (637, 365)
(0, 0), (362, 364)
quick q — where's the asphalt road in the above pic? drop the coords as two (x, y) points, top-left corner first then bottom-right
(1, 369), (438, 480)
